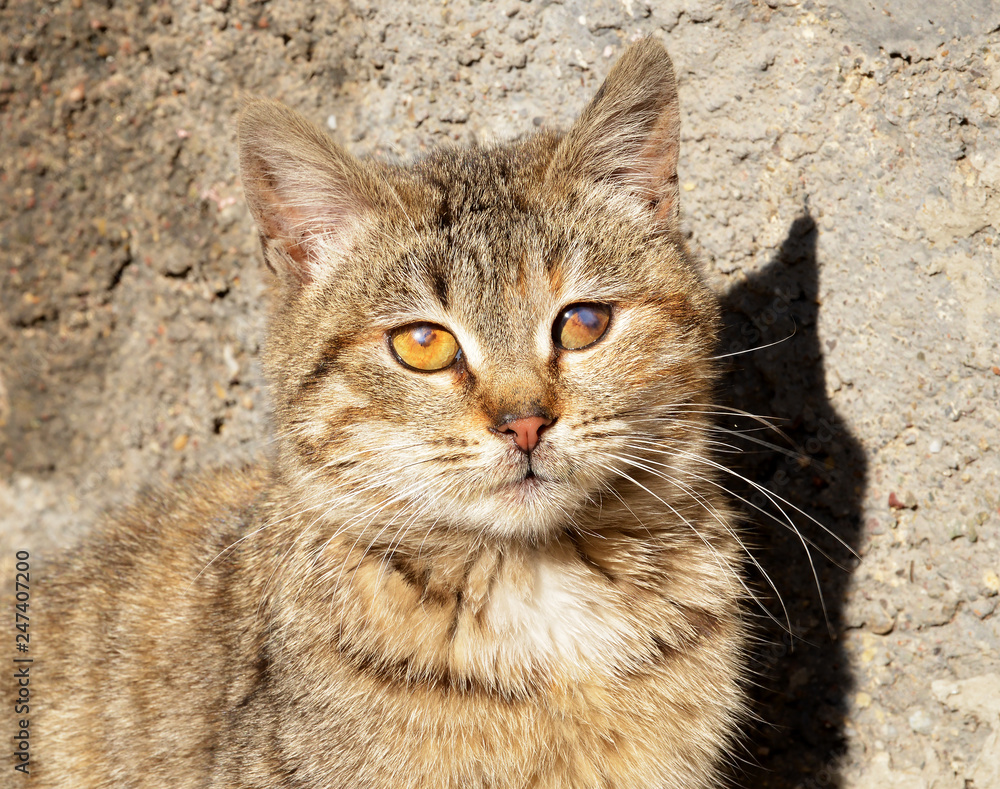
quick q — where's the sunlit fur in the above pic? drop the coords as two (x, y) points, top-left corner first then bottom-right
(29, 40), (747, 788)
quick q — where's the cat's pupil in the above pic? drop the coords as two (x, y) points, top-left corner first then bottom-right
(553, 303), (611, 351)
(390, 323), (460, 372)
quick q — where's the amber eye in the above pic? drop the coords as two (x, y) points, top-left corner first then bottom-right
(553, 303), (611, 350)
(390, 323), (460, 371)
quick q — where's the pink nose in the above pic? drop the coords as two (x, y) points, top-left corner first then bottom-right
(496, 415), (552, 453)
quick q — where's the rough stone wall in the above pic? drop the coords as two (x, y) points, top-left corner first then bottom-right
(2, 1), (998, 786)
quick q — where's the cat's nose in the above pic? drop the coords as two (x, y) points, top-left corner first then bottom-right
(495, 415), (553, 453)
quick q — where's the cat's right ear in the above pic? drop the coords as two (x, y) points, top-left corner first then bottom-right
(238, 98), (379, 286)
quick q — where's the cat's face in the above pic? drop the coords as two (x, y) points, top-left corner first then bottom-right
(241, 40), (721, 541)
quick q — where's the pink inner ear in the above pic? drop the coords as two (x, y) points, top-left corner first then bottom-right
(249, 170), (323, 285)
(617, 132), (680, 224)
(279, 238), (314, 283)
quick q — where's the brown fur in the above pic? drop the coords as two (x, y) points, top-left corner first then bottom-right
(27, 39), (746, 788)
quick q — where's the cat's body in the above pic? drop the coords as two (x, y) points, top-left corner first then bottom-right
(30, 40), (747, 788)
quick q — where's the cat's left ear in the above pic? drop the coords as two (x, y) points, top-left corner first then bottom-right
(239, 98), (400, 286)
(547, 37), (682, 227)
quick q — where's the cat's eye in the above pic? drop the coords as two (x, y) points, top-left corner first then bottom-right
(390, 323), (460, 372)
(553, 303), (612, 350)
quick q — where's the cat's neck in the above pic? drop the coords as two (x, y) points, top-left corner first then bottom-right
(251, 481), (740, 697)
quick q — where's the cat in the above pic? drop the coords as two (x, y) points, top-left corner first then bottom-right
(29, 38), (747, 788)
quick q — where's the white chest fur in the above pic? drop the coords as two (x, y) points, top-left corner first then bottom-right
(475, 551), (637, 680)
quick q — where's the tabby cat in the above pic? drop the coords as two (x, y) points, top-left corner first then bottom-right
(32, 38), (746, 788)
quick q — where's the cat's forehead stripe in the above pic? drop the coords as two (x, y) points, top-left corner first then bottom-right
(430, 267), (449, 310)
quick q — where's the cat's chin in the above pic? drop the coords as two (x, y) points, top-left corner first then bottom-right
(444, 475), (586, 541)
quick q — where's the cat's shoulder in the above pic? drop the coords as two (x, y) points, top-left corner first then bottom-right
(108, 465), (267, 531)
(53, 466), (269, 583)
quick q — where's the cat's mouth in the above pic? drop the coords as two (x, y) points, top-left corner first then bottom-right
(502, 476), (546, 504)
(501, 466), (551, 495)
(519, 459), (551, 484)
(488, 454), (563, 505)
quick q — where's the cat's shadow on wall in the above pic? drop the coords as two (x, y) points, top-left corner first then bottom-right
(718, 213), (865, 789)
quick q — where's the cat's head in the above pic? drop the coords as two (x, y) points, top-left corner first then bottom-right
(239, 39), (722, 542)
